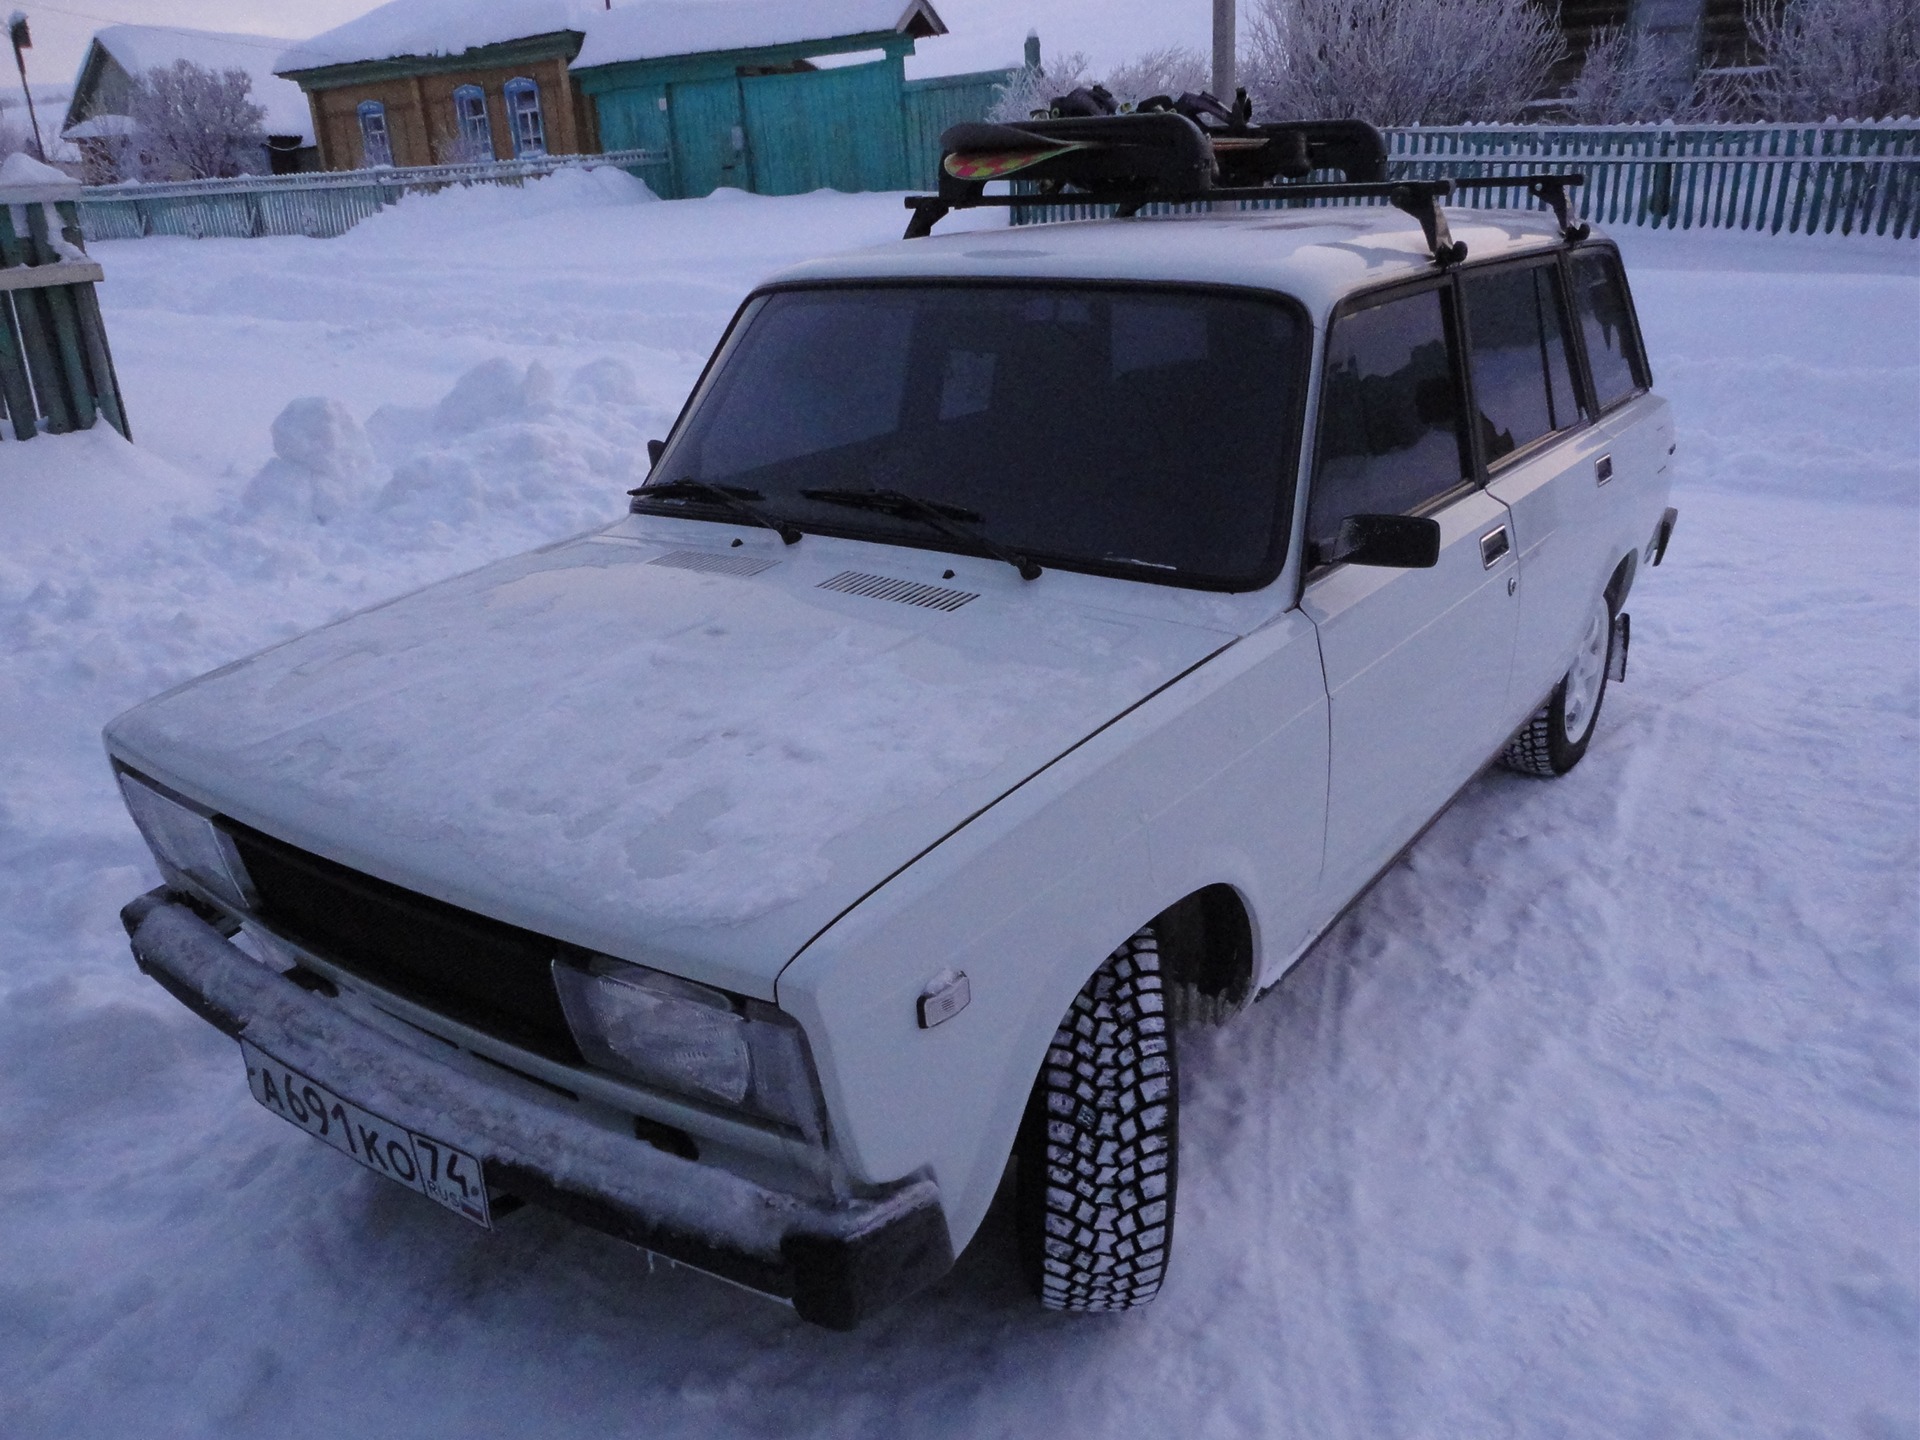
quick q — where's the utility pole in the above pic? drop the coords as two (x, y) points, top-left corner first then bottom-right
(1212, 0), (1236, 101)
(6, 10), (43, 161)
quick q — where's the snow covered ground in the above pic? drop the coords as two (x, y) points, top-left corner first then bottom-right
(0, 175), (1914, 1438)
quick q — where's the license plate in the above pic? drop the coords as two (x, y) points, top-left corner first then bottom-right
(242, 1040), (492, 1228)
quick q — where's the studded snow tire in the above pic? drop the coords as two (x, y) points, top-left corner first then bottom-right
(1501, 595), (1615, 778)
(1014, 928), (1177, 1312)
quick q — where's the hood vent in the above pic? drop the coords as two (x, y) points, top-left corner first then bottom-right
(648, 549), (780, 578)
(818, 570), (979, 612)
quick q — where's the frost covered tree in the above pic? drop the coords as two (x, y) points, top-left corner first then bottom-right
(1740, 0), (1920, 121)
(1242, 0), (1565, 125)
(129, 60), (268, 180)
(990, 46), (1213, 121)
(1567, 26), (1702, 123)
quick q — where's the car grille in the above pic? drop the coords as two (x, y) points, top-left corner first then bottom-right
(221, 822), (582, 1065)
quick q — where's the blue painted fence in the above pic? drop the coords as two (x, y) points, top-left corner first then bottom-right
(75, 148), (672, 243)
(1015, 121), (1920, 239)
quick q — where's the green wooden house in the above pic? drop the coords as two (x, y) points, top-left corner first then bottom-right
(572, 0), (1010, 198)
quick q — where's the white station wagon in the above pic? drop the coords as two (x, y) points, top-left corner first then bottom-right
(108, 115), (1678, 1329)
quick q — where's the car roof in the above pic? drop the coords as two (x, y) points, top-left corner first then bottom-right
(768, 206), (1578, 320)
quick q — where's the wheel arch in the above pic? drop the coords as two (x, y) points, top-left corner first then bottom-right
(1151, 882), (1256, 1023)
(1605, 550), (1638, 616)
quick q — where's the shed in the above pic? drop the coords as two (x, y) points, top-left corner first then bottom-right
(62, 26), (317, 177)
(575, 0), (975, 198)
(276, 0), (606, 171)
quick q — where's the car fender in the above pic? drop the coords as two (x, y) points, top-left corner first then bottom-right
(776, 608), (1329, 1253)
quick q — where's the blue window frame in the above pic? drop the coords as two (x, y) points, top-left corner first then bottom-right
(452, 84), (492, 162)
(356, 99), (392, 168)
(503, 77), (546, 157)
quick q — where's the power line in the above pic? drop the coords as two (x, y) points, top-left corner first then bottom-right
(14, 2), (295, 52)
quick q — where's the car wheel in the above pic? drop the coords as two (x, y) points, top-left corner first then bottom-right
(1014, 927), (1178, 1311)
(1501, 594), (1614, 777)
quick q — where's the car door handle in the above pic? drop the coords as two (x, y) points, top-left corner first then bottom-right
(1479, 525), (1511, 568)
(1595, 454), (1614, 485)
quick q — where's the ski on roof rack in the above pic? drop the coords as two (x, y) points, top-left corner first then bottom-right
(903, 108), (1586, 265)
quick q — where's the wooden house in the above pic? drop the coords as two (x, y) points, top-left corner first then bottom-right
(62, 25), (317, 178)
(275, 0), (1013, 196)
(275, 0), (603, 170)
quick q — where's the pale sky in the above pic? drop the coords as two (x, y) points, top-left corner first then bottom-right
(5, 0), (1221, 108)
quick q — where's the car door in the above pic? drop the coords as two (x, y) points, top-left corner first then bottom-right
(1461, 256), (1601, 723)
(1300, 280), (1520, 908)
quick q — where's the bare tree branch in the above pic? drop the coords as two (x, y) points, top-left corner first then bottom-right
(990, 47), (1213, 122)
(1243, 0), (1565, 126)
(1568, 26), (1702, 123)
(1739, 0), (1920, 121)
(129, 60), (269, 181)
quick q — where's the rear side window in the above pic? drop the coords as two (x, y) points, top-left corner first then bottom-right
(1462, 262), (1583, 464)
(1309, 287), (1468, 560)
(1571, 251), (1647, 412)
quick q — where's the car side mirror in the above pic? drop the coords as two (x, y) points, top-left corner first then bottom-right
(1329, 514), (1441, 569)
(647, 438), (665, 468)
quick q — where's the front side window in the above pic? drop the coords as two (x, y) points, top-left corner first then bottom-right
(504, 78), (545, 157)
(1462, 261), (1583, 465)
(647, 284), (1309, 588)
(1308, 287), (1468, 562)
(356, 100), (392, 168)
(1571, 251), (1647, 412)
(452, 85), (492, 162)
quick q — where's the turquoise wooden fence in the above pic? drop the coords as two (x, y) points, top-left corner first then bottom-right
(75, 148), (672, 243)
(588, 59), (1012, 200)
(1, 175), (129, 443)
(1386, 122), (1920, 237)
(904, 70), (1018, 188)
(1013, 121), (1920, 238)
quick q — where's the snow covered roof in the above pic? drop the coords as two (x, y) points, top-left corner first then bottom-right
(75, 26), (313, 142)
(573, 0), (947, 69)
(277, 0), (947, 77)
(63, 114), (138, 140)
(275, 0), (605, 75)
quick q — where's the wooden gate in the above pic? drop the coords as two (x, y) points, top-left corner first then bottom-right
(1, 173), (128, 443)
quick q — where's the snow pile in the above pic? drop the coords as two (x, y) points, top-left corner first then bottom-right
(352, 163), (656, 239)
(0, 151), (73, 188)
(242, 398), (377, 523)
(90, 25), (313, 142)
(0, 184), (1912, 1440)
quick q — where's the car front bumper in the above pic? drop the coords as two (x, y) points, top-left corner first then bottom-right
(120, 888), (954, 1330)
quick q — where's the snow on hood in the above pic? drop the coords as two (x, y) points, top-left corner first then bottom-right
(106, 524), (1235, 997)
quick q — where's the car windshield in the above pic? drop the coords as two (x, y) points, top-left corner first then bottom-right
(645, 283), (1308, 588)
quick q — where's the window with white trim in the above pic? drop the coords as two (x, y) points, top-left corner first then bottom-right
(503, 78), (546, 157)
(357, 100), (392, 168)
(452, 85), (492, 163)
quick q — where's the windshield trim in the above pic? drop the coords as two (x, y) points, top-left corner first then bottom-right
(644, 277), (1312, 594)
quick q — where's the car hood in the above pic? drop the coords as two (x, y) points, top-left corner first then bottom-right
(107, 522), (1241, 998)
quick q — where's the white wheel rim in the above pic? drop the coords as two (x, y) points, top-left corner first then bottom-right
(1562, 603), (1609, 740)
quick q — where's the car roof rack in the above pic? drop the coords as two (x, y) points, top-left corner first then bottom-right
(903, 110), (1588, 265)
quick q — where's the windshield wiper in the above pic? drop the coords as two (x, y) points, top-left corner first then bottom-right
(628, 478), (801, 544)
(799, 486), (1041, 581)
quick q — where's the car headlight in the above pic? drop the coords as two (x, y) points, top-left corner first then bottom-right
(552, 955), (825, 1139)
(117, 770), (257, 914)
